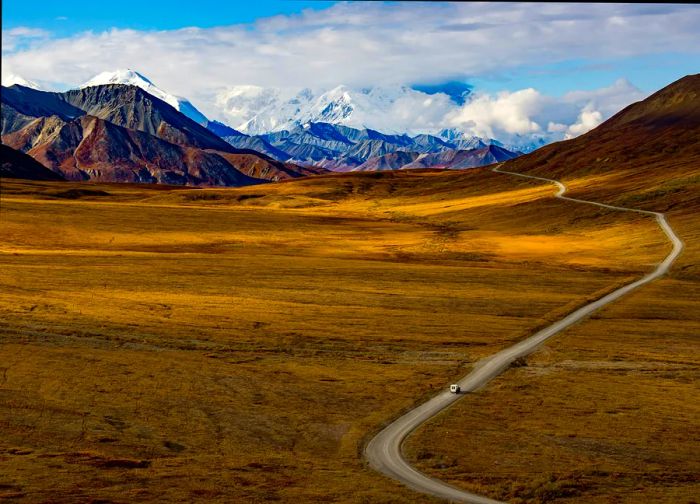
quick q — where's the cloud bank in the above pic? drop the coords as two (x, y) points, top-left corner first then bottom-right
(445, 78), (644, 143)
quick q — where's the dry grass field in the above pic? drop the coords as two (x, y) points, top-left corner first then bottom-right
(405, 166), (700, 503)
(0, 167), (684, 503)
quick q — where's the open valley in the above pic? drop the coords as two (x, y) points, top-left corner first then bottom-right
(2, 4), (699, 502)
(1, 161), (693, 502)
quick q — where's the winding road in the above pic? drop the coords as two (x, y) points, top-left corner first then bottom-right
(364, 164), (684, 503)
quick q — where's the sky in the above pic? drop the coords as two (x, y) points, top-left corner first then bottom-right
(2, 1), (699, 143)
(2, 1), (337, 36)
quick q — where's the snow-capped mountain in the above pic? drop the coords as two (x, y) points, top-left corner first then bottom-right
(72, 71), (553, 152)
(499, 134), (549, 154)
(80, 69), (208, 125)
(214, 84), (551, 152)
(2, 73), (41, 90)
(216, 84), (457, 136)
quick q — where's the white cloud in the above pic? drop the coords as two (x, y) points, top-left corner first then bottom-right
(214, 84), (458, 135)
(445, 79), (645, 142)
(3, 3), (699, 101)
(1, 26), (49, 52)
(562, 78), (645, 117)
(442, 78), (644, 144)
(565, 106), (603, 139)
(547, 122), (568, 133)
(446, 89), (546, 139)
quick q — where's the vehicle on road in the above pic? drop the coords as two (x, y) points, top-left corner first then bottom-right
(450, 384), (460, 394)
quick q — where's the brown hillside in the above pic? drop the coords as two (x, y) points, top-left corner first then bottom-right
(501, 74), (700, 213)
(2, 115), (262, 186)
(212, 151), (327, 181)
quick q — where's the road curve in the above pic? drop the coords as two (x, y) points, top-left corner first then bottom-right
(364, 164), (684, 503)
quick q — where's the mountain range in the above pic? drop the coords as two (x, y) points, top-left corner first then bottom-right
(215, 84), (464, 135)
(212, 82), (550, 153)
(207, 119), (519, 171)
(1, 69), (525, 185)
(1, 83), (321, 185)
(77, 70), (522, 169)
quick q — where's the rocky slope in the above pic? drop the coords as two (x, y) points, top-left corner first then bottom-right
(59, 85), (234, 152)
(2, 114), (260, 185)
(80, 68), (208, 125)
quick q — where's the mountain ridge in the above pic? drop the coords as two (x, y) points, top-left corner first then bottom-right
(209, 120), (520, 171)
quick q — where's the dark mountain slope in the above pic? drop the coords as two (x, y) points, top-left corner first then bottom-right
(1, 85), (84, 124)
(0, 143), (65, 181)
(353, 151), (421, 171)
(212, 151), (326, 180)
(205, 120), (244, 138)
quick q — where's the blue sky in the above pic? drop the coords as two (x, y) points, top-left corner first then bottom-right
(471, 53), (700, 97)
(2, 2), (699, 139)
(3, 1), (337, 36)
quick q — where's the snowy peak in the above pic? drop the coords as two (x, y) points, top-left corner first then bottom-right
(217, 84), (456, 135)
(80, 68), (155, 88)
(213, 83), (557, 152)
(80, 68), (208, 125)
(2, 73), (41, 90)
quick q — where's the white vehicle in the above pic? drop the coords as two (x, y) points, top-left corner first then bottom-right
(449, 384), (460, 394)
